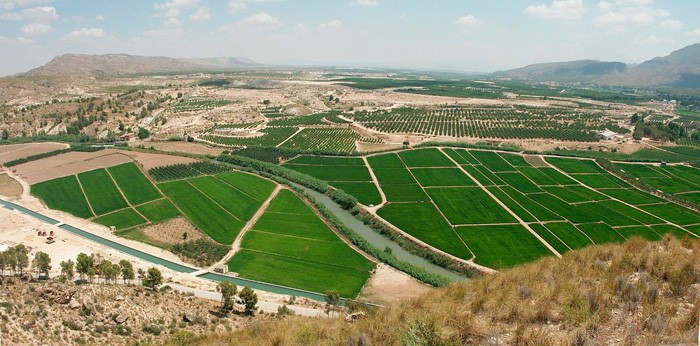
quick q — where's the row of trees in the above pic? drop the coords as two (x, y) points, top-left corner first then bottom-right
(0, 246), (165, 291)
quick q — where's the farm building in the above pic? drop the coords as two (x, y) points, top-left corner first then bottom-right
(597, 130), (617, 141)
(119, 132), (137, 141)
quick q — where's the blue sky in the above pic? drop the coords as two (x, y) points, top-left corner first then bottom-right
(0, 0), (699, 76)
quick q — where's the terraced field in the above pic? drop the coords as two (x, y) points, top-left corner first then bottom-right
(286, 148), (700, 269)
(228, 189), (375, 297)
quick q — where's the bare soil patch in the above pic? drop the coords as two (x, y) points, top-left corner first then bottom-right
(12, 150), (133, 184)
(12, 148), (200, 184)
(0, 142), (68, 165)
(141, 217), (206, 244)
(139, 141), (225, 156)
(356, 142), (403, 153)
(0, 173), (23, 197)
(523, 155), (549, 167)
(358, 264), (432, 306)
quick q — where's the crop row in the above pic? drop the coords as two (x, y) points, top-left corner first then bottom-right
(148, 162), (231, 182)
(171, 99), (235, 113)
(349, 107), (627, 141)
(279, 128), (382, 154)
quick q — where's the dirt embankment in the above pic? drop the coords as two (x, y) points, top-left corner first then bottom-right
(0, 173), (23, 197)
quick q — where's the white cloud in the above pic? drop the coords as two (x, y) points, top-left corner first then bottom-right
(0, 35), (34, 45)
(228, 0), (279, 12)
(456, 15), (480, 25)
(637, 35), (673, 45)
(20, 22), (52, 35)
(293, 22), (308, 31)
(524, 0), (586, 20)
(0, 0), (51, 11)
(66, 27), (105, 39)
(220, 12), (281, 31)
(657, 19), (682, 30)
(95, 15), (104, 21)
(163, 17), (180, 26)
(154, 0), (198, 17)
(189, 6), (209, 21)
(356, 0), (378, 7)
(318, 19), (341, 30)
(594, 0), (669, 26)
(0, 6), (58, 21)
(688, 28), (700, 37)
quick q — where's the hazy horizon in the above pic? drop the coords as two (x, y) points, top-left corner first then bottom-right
(1, 0), (699, 76)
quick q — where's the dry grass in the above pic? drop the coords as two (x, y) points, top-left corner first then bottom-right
(178, 235), (700, 345)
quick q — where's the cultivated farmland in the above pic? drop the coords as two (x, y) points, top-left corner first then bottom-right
(283, 156), (382, 205)
(349, 106), (628, 142)
(158, 171), (276, 244)
(289, 147), (700, 270)
(228, 189), (375, 297)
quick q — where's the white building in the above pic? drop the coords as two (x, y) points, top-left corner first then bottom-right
(598, 130), (617, 141)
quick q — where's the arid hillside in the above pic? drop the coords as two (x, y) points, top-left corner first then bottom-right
(183, 235), (700, 345)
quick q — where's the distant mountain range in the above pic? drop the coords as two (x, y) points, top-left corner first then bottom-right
(23, 54), (259, 76)
(494, 43), (700, 88)
(20, 43), (700, 88)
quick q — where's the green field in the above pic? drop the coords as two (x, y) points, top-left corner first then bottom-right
(159, 180), (245, 244)
(377, 202), (472, 259)
(77, 169), (128, 215)
(229, 189), (374, 297)
(411, 168), (476, 187)
(189, 176), (262, 220)
(455, 225), (552, 268)
(328, 181), (382, 206)
(216, 172), (276, 201)
(93, 209), (147, 230)
(398, 148), (454, 167)
(283, 164), (371, 181)
(617, 163), (700, 198)
(282, 157), (381, 205)
(136, 199), (181, 223)
(428, 187), (516, 225)
(31, 175), (94, 218)
(362, 148), (700, 269)
(108, 163), (162, 205)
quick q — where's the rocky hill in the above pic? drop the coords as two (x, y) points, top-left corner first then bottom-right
(180, 235), (700, 345)
(23, 54), (258, 77)
(494, 43), (700, 88)
(612, 43), (700, 88)
(0, 281), (261, 345)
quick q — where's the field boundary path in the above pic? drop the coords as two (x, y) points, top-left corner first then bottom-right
(275, 127), (304, 147)
(74, 174), (96, 217)
(362, 156), (387, 209)
(438, 147), (563, 259)
(212, 184), (283, 269)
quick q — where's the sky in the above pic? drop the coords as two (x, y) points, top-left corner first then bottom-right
(0, 0), (699, 76)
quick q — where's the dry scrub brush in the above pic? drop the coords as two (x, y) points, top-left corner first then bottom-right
(178, 235), (700, 345)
